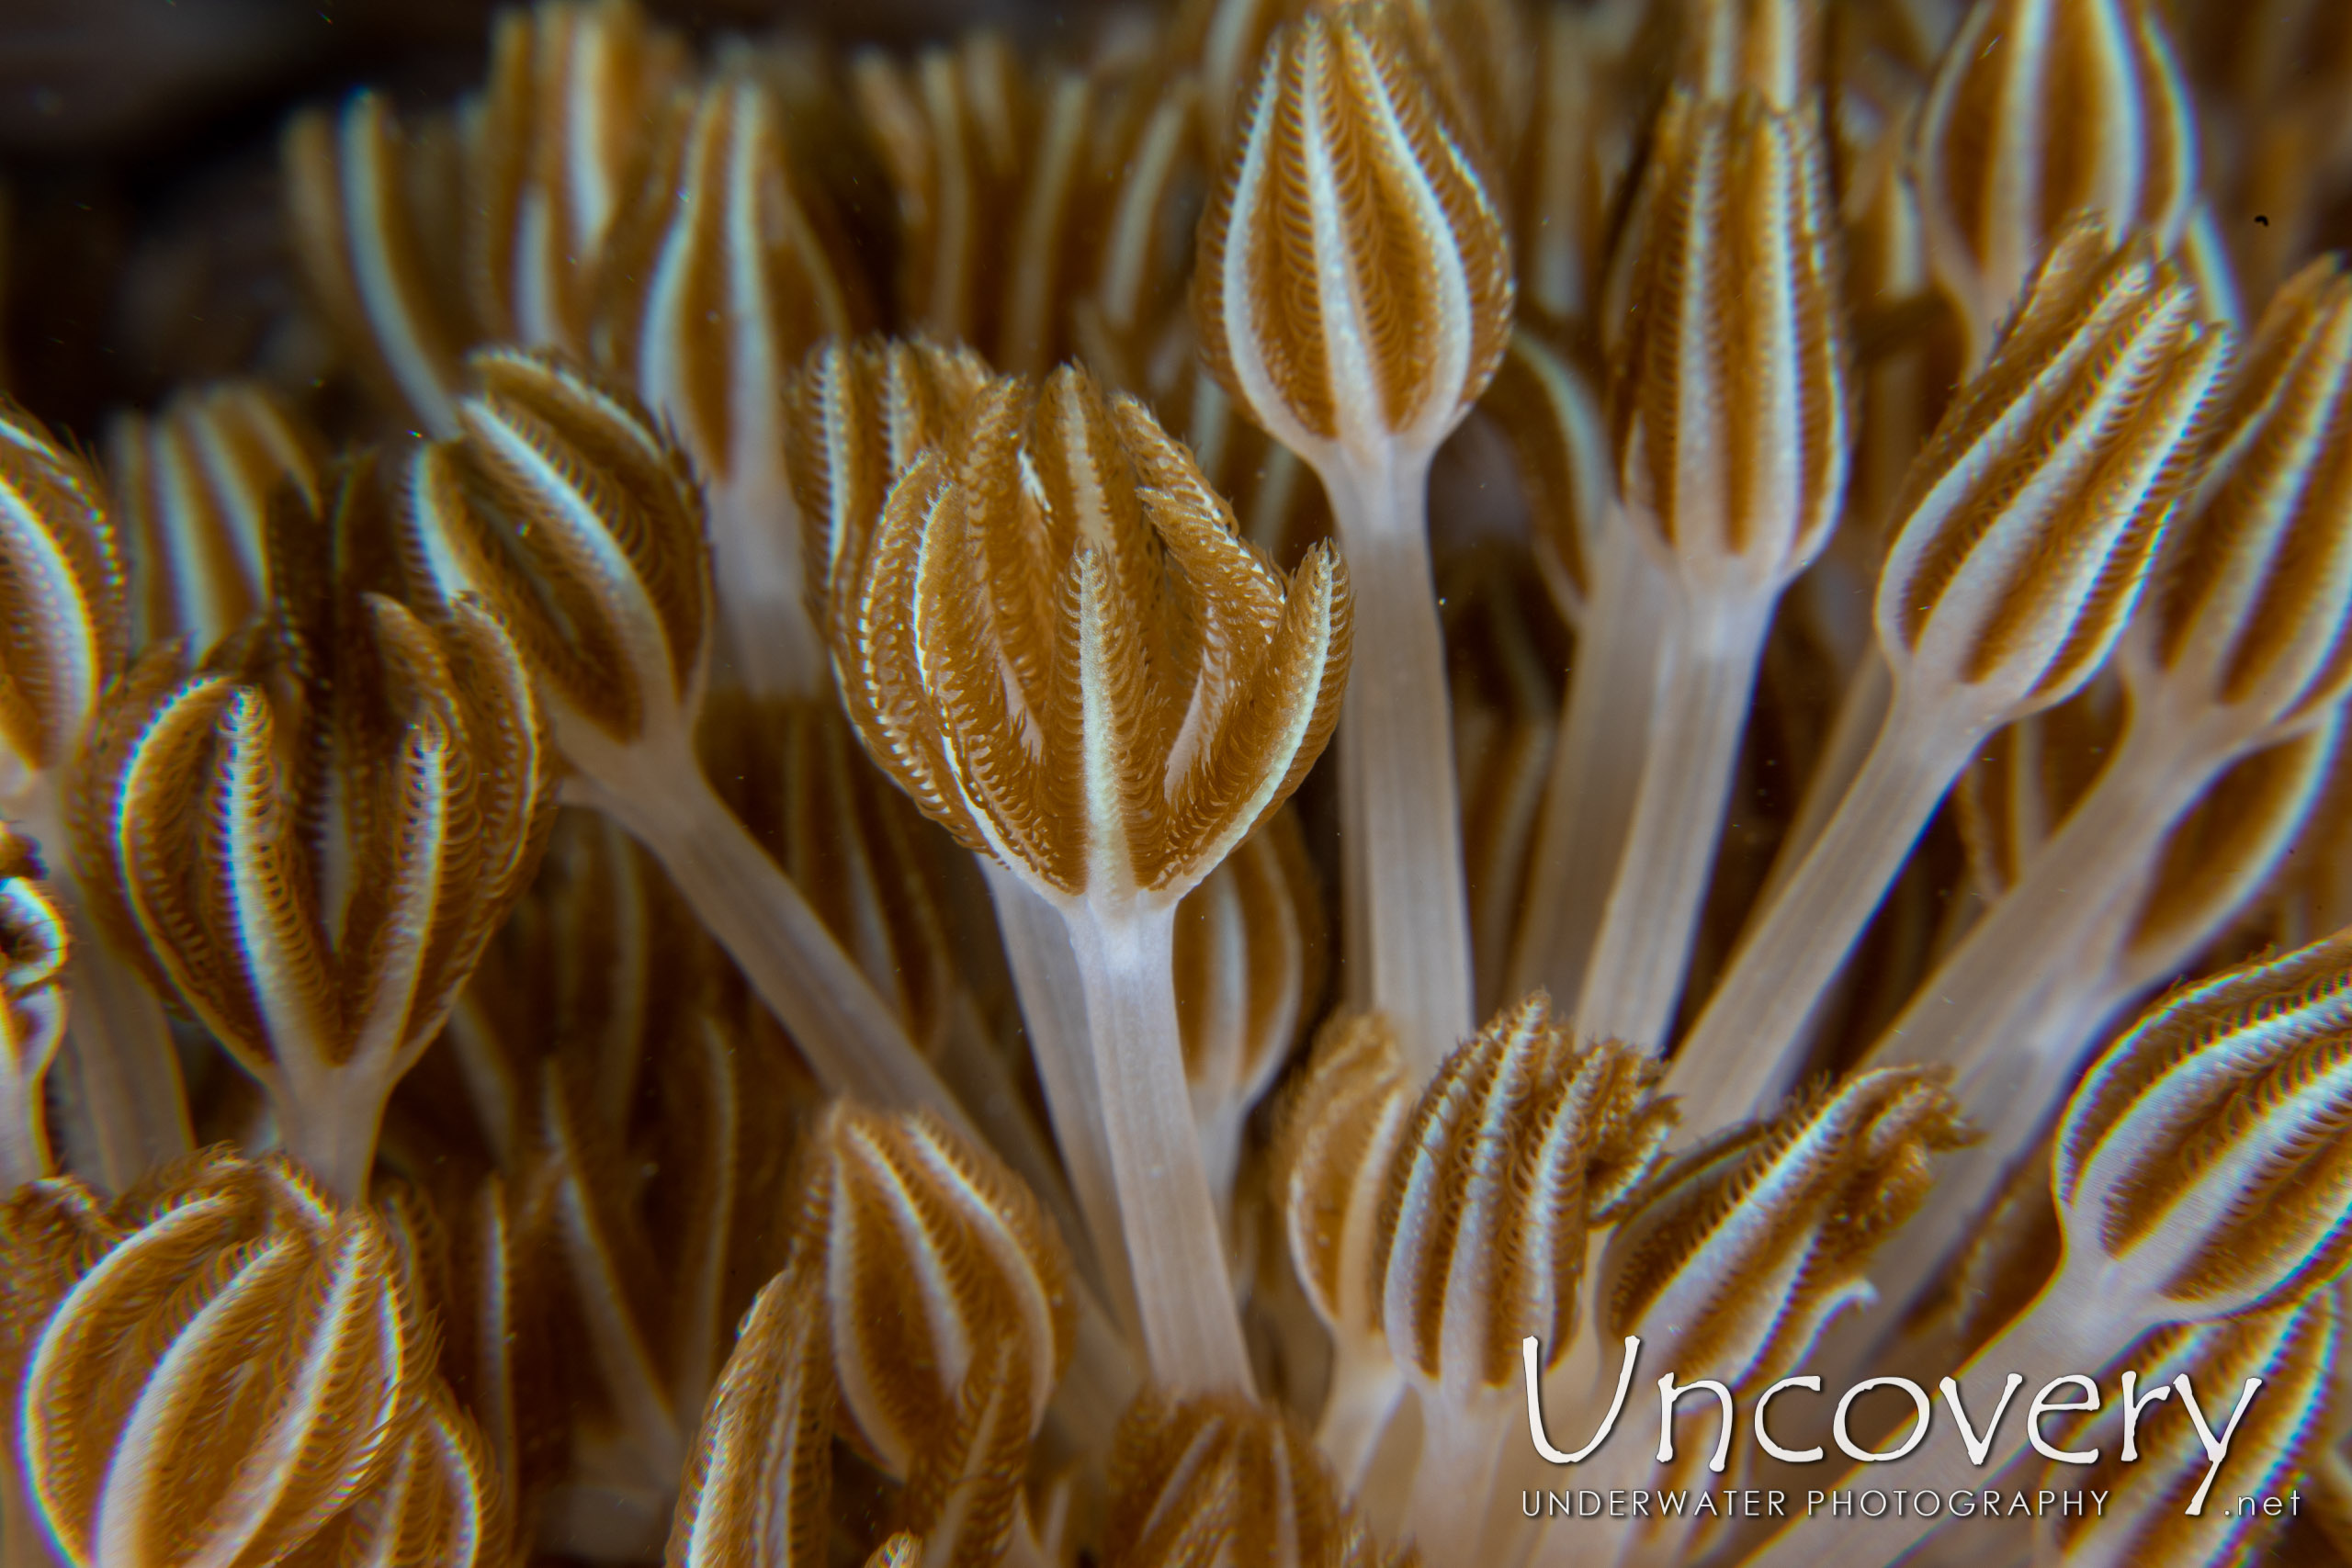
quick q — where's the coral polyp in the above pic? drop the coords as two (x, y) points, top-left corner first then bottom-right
(3, 1), (2352, 1565)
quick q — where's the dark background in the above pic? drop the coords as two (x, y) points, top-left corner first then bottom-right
(0, 0), (1111, 434)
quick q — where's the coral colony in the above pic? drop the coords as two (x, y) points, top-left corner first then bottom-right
(14, 0), (2352, 1565)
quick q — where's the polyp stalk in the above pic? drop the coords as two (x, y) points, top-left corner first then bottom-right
(1061, 900), (1256, 1395)
(1326, 457), (1476, 1074)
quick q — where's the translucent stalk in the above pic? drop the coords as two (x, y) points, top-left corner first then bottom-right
(1326, 455), (1476, 1072)
(1527, 1365), (1683, 1568)
(1854, 700), (2333, 1383)
(706, 478), (826, 701)
(1797, 970), (2108, 1409)
(573, 736), (1028, 1158)
(933, 988), (1108, 1281)
(0, 1049), (44, 1191)
(1860, 717), (2205, 1079)
(1508, 527), (1669, 1011)
(1053, 1293), (1143, 1461)
(1850, 976), (2104, 1364)
(1958, 988), (2102, 1189)
(1756, 649), (1891, 911)
(42, 926), (191, 1193)
(1739, 1301), (2106, 1568)
(275, 1069), (397, 1207)
(1832, 720), (2236, 1341)
(983, 860), (1143, 1340)
(1405, 1392), (1513, 1568)
(592, 745), (1140, 1441)
(1511, 1282), (1623, 1568)
(1059, 900), (1255, 1396)
(1578, 597), (1774, 1050)
(20, 788), (192, 1193)
(1317, 1349), (1408, 1493)
(1665, 693), (1982, 1133)
(1002, 1517), (1054, 1568)
(614, 775), (968, 1108)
